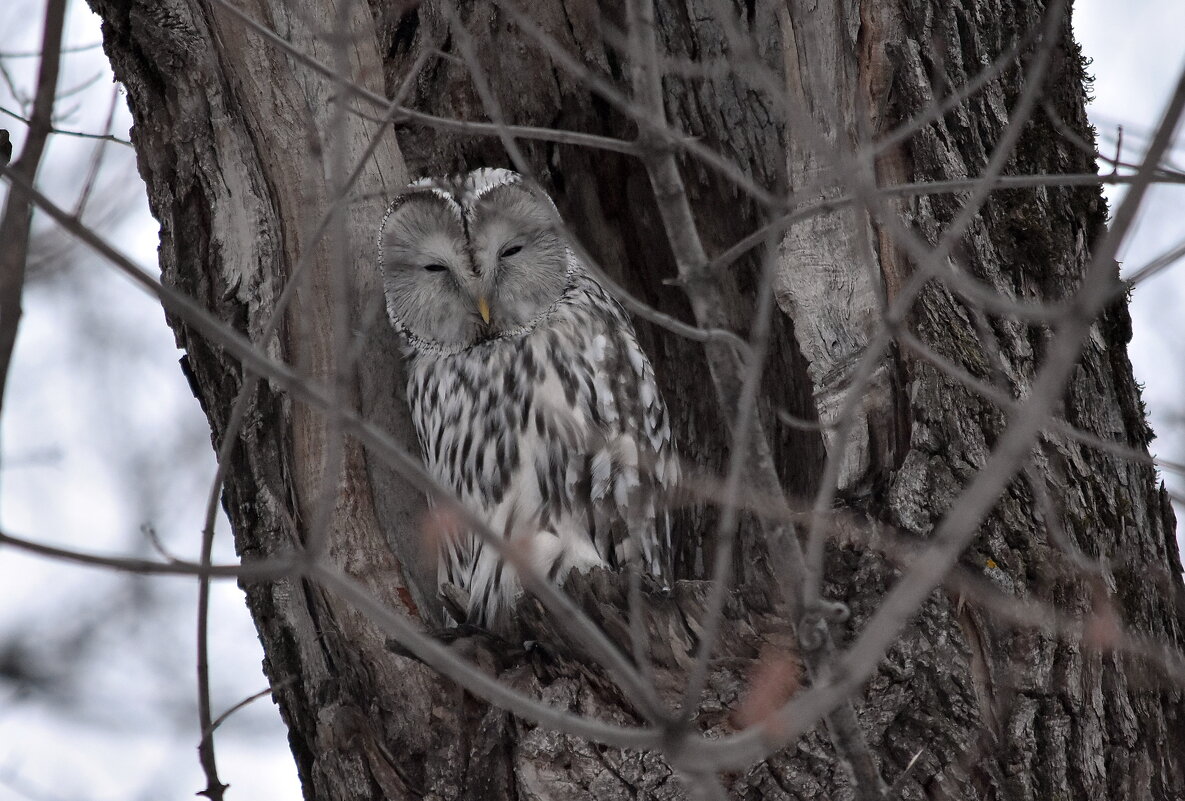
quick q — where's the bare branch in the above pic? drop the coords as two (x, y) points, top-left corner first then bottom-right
(199, 679), (296, 747)
(676, 239), (779, 723)
(1126, 234), (1185, 287)
(0, 527), (296, 579)
(0, 103), (132, 146)
(0, 0), (66, 436)
(0, 41), (104, 58)
(72, 86), (120, 217)
(844, 516), (1185, 691)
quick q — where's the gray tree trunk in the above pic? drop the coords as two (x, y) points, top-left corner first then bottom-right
(88, 0), (1184, 799)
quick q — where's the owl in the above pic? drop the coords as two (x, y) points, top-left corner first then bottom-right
(378, 168), (678, 631)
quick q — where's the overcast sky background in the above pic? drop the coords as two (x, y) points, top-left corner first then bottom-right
(0, 1), (1182, 799)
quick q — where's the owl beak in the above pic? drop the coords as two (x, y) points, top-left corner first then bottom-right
(477, 296), (491, 325)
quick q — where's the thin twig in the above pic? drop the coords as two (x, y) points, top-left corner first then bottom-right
(0, 527), (296, 578)
(0, 41), (104, 58)
(1125, 233), (1185, 286)
(846, 517), (1185, 691)
(1044, 99), (1185, 180)
(5, 517), (659, 750)
(199, 679), (296, 745)
(677, 235), (779, 723)
(72, 85), (120, 218)
(0, 104), (132, 146)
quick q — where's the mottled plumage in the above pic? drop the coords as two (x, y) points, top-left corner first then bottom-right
(378, 168), (677, 629)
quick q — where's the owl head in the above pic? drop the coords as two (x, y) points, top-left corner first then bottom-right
(378, 168), (572, 351)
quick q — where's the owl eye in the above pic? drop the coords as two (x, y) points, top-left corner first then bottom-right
(423, 263), (448, 272)
(499, 244), (523, 258)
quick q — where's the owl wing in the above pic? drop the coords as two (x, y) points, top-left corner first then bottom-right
(557, 280), (678, 582)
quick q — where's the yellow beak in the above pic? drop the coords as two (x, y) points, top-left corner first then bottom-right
(477, 296), (491, 325)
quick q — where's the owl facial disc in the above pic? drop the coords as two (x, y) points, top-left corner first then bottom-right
(379, 169), (573, 353)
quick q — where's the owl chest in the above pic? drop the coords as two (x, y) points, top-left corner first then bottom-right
(407, 340), (593, 517)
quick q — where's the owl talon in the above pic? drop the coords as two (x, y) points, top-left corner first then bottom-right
(522, 638), (558, 665)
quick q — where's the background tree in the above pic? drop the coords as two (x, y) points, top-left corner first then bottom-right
(3, 0), (1184, 799)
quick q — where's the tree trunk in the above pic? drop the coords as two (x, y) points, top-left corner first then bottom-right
(88, 0), (1184, 799)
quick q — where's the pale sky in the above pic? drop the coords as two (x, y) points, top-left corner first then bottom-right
(0, 2), (1182, 799)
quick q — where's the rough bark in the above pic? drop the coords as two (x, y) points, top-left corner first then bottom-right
(88, 0), (1184, 800)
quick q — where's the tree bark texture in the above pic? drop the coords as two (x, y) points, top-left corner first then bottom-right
(89, 0), (1184, 799)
